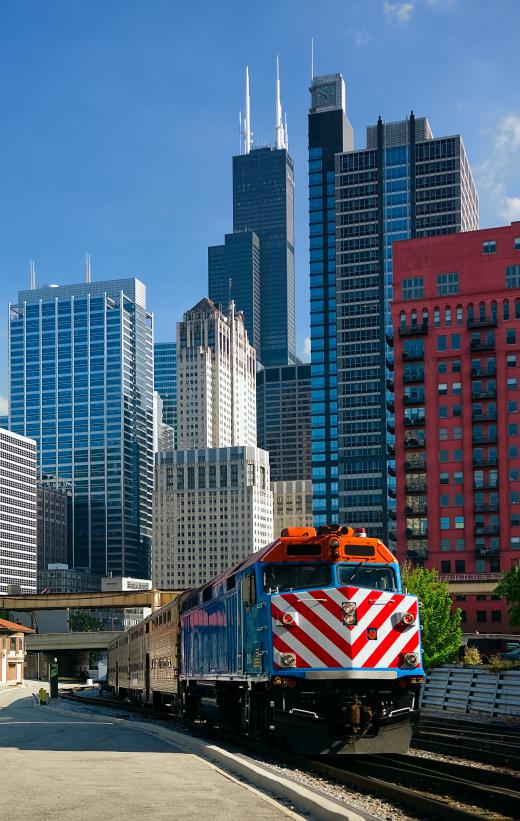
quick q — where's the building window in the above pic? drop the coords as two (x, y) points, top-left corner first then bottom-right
(453, 382), (462, 395)
(509, 400), (518, 413)
(439, 406), (448, 418)
(510, 468), (519, 481)
(455, 560), (465, 573)
(507, 328), (517, 344)
(441, 538), (450, 551)
(509, 446), (518, 458)
(437, 272), (459, 295)
(454, 472), (463, 484)
(451, 334), (461, 350)
(439, 428), (448, 440)
(455, 516), (464, 529)
(507, 354), (517, 367)
(454, 427), (462, 439)
(453, 405), (462, 416)
(437, 336), (447, 352)
(439, 450), (449, 462)
(476, 610), (487, 622)
(440, 517), (450, 530)
(452, 360), (461, 372)
(440, 472), (449, 484)
(491, 610), (502, 622)
(441, 561), (451, 573)
(402, 277), (424, 300)
(438, 384), (448, 395)
(515, 237), (520, 250)
(483, 240), (496, 255)
(509, 423), (518, 436)
(506, 264), (520, 288)
(508, 377), (518, 389)
(438, 362), (447, 374)
(456, 538), (465, 551)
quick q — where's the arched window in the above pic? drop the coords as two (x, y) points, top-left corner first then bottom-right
(467, 303), (474, 322)
(434, 307), (440, 327)
(504, 299), (510, 320)
(445, 306), (452, 326)
(515, 298), (520, 320)
(399, 311), (406, 330)
(456, 305), (463, 325)
(422, 308), (429, 326)
(411, 309), (418, 328)
(491, 301), (497, 322)
(479, 301), (486, 321)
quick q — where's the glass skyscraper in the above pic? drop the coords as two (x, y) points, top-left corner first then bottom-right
(232, 146), (296, 366)
(308, 74), (354, 526)
(154, 341), (177, 430)
(335, 113), (478, 543)
(9, 278), (153, 578)
(208, 231), (261, 352)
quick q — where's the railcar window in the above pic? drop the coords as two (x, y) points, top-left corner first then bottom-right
(337, 564), (397, 591)
(263, 563), (331, 593)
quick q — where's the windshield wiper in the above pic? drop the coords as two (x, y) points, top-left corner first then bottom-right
(348, 560), (369, 581)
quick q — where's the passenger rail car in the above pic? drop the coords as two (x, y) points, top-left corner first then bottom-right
(108, 525), (424, 754)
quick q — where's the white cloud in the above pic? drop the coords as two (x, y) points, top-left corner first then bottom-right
(303, 336), (311, 357)
(476, 114), (520, 225)
(351, 28), (372, 48)
(502, 197), (520, 223)
(0, 396), (7, 416)
(383, 2), (414, 22)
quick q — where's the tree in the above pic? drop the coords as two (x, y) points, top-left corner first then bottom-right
(401, 564), (462, 668)
(495, 565), (520, 627)
(68, 611), (104, 632)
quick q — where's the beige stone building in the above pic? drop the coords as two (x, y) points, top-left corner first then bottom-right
(272, 480), (313, 539)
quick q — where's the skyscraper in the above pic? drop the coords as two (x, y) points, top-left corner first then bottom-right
(153, 297), (272, 589)
(256, 364), (312, 483)
(392, 221), (520, 630)
(0, 428), (37, 594)
(154, 342), (177, 430)
(9, 278), (154, 578)
(308, 74), (354, 526)
(176, 298), (257, 449)
(209, 64), (296, 367)
(335, 112), (478, 543)
(208, 231), (261, 352)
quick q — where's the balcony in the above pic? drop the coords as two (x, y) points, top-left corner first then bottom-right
(403, 370), (425, 384)
(387, 444), (395, 457)
(386, 400), (395, 413)
(403, 394), (425, 406)
(388, 464), (396, 478)
(474, 525), (500, 536)
(474, 502), (499, 513)
(405, 458), (427, 471)
(388, 486), (396, 499)
(402, 351), (424, 362)
(406, 529), (428, 539)
(398, 323), (428, 337)
(475, 546), (500, 558)
(386, 358), (394, 372)
(387, 423), (395, 436)
(471, 367), (496, 379)
(405, 506), (428, 516)
(470, 338), (495, 351)
(406, 546), (429, 560)
(388, 530), (397, 542)
(439, 572), (501, 582)
(472, 388), (497, 400)
(404, 436), (426, 449)
(472, 434), (497, 445)
(386, 333), (394, 347)
(404, 416), (426, 427)
(474, 481), (499, 491)
(388, 508), (396, 520)
(386, 379), (395, 394)
(473, 456), (498, 468)
(467, 317), (497, 329)
(405, 482), (427, 494)
(472, 411), (497, 422)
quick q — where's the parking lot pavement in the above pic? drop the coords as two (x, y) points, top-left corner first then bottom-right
(0, 687), (297, 821)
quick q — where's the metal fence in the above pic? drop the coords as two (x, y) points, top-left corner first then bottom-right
(420, 666), (520, 717)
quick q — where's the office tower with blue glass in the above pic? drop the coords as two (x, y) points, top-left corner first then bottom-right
(335, 113), (478, 543)
(154, 342), (177, 431)
(208, 231), (261, 352)
(308, 74), (354, 526)
(9, 278), (154, 578)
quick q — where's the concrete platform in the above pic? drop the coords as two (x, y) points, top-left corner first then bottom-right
(0, 685), (297, 821)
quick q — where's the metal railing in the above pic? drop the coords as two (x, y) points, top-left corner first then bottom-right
(421, 667), (520, 717)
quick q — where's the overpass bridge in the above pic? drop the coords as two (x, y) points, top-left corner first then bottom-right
(0, 589), (181, 612)
(26, 631), (122, 652)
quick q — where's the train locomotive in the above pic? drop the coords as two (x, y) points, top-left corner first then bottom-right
(107, 525), (424, 754)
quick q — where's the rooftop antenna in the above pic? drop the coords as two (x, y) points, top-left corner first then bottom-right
(244, 66), (252, 154)
(85, 252), (91, 284)
(29, 260), (35, 290)
(311, 38), (314, 82)
(275, 55), (285, 150)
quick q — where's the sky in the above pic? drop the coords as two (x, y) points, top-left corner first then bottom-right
(0, 0), (519, 412)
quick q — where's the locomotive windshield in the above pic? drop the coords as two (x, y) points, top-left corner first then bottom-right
(263, 563), (331, 593)
(337, 564), (397, 592)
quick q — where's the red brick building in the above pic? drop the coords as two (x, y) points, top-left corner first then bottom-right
(392, 222), (520, 631)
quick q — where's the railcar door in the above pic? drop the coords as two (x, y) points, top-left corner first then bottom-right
(241, 571), (266, 676)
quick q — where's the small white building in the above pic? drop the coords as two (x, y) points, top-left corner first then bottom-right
(0, 619), (33, 686)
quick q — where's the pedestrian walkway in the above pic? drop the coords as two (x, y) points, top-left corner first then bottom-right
(0, 686), (297, 821)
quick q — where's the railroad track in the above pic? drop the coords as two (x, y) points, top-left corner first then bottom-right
(415, 715), (520, 769)
(58, 691), (520, 821)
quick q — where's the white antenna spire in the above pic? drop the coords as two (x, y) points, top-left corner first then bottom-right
(311, 38), (314, 81)
(85, 252), (91, 284)
(275, 55), (285, 150)
(284, 112), (289, 151)
(244, 65), (252, 155)
(29, 260), (35, 290)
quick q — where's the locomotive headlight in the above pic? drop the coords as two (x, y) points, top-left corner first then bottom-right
(401, 612), (416, 626)
(342, 601), (357, 625)
(280, 652), (296, 667)
(402, 652), (418, 667)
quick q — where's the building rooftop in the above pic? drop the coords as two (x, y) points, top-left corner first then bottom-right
(0, 618), (34, 634)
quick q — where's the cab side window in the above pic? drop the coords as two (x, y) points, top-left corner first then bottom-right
(242, 573), (256, 606)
